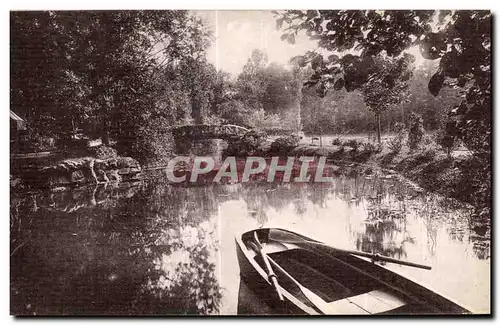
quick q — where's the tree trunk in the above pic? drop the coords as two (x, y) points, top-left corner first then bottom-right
(376, 113), (381, 144)
(101, 95), (111, 146)
(191, 93), (202, 124)
(318, 125), (323, 147)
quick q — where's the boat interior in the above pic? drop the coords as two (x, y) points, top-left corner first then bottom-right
(240, 230), (433, 315)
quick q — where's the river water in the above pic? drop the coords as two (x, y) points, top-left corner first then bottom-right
(10, 158), (490, 315)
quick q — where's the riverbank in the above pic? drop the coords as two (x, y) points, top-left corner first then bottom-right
(10, 145), (142, 190)
(279, 139), (490, 235)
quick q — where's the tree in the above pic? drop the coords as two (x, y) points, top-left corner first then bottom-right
(232, 49), (304, 131)
(11, 11), (213, 161)
(275, 10), (491, 154)
(359, 53), (414, 143)
(235, 49), (269, 111)
(403, 61), (461, 130)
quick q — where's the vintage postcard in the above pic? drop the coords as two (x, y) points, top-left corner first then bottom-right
(10, 9), (491, 315)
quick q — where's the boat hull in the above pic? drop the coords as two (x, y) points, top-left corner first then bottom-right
(235, 228), (470, 315)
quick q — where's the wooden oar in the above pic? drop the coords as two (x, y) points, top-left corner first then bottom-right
(250, 232), (283, 301)
(269, 228), (432, 270)
(247, 240), (332, 314)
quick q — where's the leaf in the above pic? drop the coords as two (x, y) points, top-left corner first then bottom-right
(419, 32), (446, 60)
(290, 55), (307, 67)
(287, 34), (296, 44)
(304, 80), (319, 88)
(289, 55), (301, 63)
(334, 78), (345, 90)
(298, 57), (307, 67)
(428, 69), (445, 96)
(458, 75), (468, 87)
(354, 43), (365, 52)
(276, 18), (285, 30)
(328, 54), (340, 63)
(306, 10), (320, 21)
(280, 34), (289, 41)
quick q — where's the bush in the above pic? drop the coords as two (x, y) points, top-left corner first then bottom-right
(344, 139), (361, 150)
(422, 134), (434, 147)
(387, 136), (404, 153)
(387, 121), (407, 154)
(247, 109), (282, 130)
(361, 142), (377, 153)
(422, 148), (437, 160)
(270, 135), (301, 154)
(119, 116), (174, 164)
(224, 130), (268, 156)
(393, 122), (405, 134)
(408, 113), (425, 150)
(331, 137), (342, 146)
(93, 145), (118, 159)
(436, 120), (460, 158)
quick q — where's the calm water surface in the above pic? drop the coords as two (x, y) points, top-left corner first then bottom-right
(10, 163), (490, 315)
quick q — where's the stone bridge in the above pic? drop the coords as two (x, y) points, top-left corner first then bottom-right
(171, 124), (251, 153)
(171, 124), (250, 141)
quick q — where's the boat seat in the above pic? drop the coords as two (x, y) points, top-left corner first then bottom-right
(324, 289), (407, 315)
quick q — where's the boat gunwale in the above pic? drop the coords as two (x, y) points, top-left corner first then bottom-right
(236, 227), (472, 315)
(235, 231), (320, 315)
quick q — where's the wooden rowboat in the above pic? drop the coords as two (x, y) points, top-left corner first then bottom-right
(235, 228), (470, 315)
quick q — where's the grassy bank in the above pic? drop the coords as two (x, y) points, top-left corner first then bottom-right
(286, 137), (490, 225)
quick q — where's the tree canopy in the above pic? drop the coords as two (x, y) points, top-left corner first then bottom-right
(274, 10), (491, 153)
(10, 10), (218, 161)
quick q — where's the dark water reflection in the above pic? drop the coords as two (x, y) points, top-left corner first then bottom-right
(10, 167), (490, 315)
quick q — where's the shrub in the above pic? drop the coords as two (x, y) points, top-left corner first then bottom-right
(225, 130), (269, 156)
(119, 116), (174, 164)
(436, 120), (460, 158)
(408, 113), (425, 150)
(331, 137), (342, 146)
(387, 121), (407, 154)
(344, 139), (361, 150)
(422, 134), (434, 147)
(393, 122), (405, 134)
(242, 130), (268, 154)
(361, 142), (377, 153)
(270, 135), (301, 154)
(422, 148), (437, 160)
(93, 145), (118, 160)
(387, 136), (404, 153)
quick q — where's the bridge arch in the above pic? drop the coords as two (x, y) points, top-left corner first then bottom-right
(171, 124), (251, 141)
(171, 124), (252, 154)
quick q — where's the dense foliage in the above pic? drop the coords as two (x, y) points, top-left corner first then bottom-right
(274, 10), (491, 154)
(11, 11), (220, 161)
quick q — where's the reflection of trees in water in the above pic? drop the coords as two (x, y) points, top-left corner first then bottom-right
(234, 182), (330, 222)
(342, 173), (490, 261)
(118, 182), (223, 314)
(472, 241), (490, 260)
(409, 193), (490, 260)
(356, 201), (409, 259)
(10, 167), (491, 314)
(143, 218), (221, 314)
(346, 175), (413, 259)
(10, 181), (222, 315)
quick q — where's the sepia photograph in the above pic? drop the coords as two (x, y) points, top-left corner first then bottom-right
(9, 9), (491, 316)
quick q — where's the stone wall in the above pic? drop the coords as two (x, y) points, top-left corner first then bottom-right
(12, 156), (141, 189)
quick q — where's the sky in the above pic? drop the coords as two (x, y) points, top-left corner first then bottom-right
(195, 10), (428, 77)
(196, 10), (318, 76)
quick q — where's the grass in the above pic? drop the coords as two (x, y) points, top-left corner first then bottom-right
(286, 132), (486, 217)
